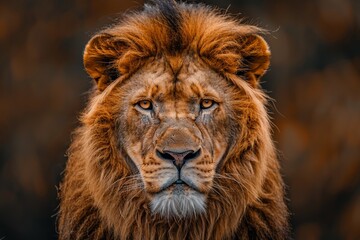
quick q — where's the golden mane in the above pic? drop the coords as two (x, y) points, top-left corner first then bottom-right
(58, 1), (289, 239)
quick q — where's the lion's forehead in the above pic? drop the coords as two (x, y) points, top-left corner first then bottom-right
(128, 57), (223, 104)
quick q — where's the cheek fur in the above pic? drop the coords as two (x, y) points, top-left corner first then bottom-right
(198, 107), (230, 143)
(123, 110), (152, 140)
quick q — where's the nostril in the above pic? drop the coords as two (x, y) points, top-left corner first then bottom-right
(156, 150), (175, 161)
(183, 149), (201, 161)
(156, 148), (201, 169)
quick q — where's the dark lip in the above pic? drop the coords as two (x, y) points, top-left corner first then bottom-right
(175, 179), (185, 184)
(157, 178), (195, 193)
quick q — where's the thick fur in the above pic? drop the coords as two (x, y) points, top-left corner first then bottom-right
(58, 1), (289, 239)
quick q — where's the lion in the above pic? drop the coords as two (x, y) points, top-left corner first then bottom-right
(58, 0), (289, 239)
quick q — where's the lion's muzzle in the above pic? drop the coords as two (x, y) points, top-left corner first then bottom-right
(144, 119), (211, 217)
(154, 118), (203, 169)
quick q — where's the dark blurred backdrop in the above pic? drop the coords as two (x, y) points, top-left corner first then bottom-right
(0, 0), (359, 239)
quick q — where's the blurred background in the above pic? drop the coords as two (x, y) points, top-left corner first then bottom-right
(0, 0), (359, 239)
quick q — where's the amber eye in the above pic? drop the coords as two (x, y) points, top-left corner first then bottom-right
(200, 99), (215, 109)
(137, 100), (152, 110)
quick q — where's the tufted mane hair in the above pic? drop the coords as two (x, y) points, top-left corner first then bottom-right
(83, 0), (269, 90)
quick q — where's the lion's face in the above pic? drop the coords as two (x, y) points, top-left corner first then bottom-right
(116, 57), (237, 218)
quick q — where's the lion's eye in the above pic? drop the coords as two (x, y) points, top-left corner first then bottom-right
(200, 99), (215, 109)
(137, 100), (153, 110)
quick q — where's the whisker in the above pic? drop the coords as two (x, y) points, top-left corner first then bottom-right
(104, 174), (143, 193)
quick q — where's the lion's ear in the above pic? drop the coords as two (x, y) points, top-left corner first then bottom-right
(83, 33), (124, 91)
(237, 34), (270, 87)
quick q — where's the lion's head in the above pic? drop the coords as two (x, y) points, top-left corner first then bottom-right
(112, 57), (237, 218)
(59, 1), (288, 239)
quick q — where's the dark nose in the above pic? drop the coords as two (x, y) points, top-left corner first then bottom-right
(156, 149), (201, 170)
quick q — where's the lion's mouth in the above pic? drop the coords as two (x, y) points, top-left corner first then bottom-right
(175, 179), (185, 184)
(156, 178), (199, 194)
(171, 179), (190, 194)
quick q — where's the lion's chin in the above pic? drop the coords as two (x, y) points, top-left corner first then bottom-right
(150, 184), (206, 219)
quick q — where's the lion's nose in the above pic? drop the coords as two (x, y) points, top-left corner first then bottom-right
(156, 149), (201, 170)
